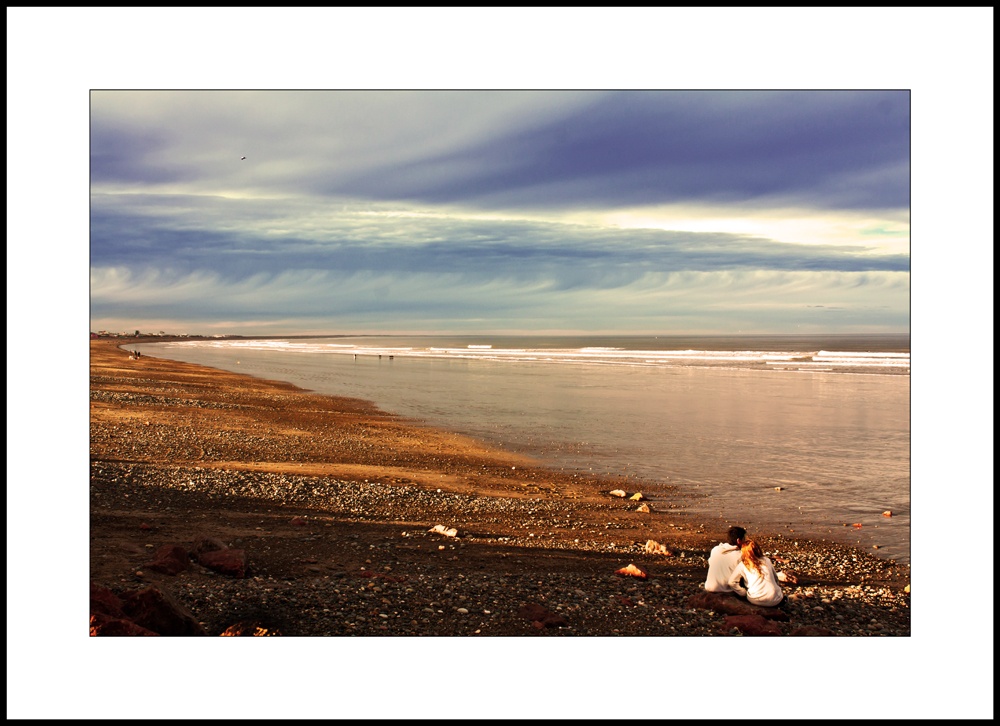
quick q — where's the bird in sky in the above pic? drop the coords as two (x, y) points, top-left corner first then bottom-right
(240, 156), (246, 160)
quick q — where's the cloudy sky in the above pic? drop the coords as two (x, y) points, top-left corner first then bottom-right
(88, 88), (911, 336)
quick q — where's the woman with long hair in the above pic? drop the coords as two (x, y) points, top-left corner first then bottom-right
(727, 539), (784, 607)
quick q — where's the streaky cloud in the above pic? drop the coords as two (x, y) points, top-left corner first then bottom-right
(91, 196), (909, 285)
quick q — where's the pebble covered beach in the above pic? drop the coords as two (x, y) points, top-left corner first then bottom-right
(90, 338), (911, 638)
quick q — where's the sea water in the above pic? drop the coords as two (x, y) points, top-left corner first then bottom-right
(133, 334), (911, 564)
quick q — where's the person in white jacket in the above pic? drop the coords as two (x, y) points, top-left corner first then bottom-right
(704, 526), (747, 592)
(727, 539), (785, 607)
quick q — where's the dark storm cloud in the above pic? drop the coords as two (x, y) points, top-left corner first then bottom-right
(91, 195), (908, 285)
(337, 91), (909, 211)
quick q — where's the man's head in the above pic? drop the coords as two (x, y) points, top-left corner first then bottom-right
(726, 526), (747, 546)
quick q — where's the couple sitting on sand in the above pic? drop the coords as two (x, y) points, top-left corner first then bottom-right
(704, 526), (785, 607)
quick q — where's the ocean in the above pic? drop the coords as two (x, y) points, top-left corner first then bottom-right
(133, 334), (911, 564)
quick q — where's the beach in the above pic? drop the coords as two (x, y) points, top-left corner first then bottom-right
(90, 338), (911, 637)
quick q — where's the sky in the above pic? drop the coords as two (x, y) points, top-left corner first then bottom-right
(89, 88), (912, 336)
(7, 7), (995, 722)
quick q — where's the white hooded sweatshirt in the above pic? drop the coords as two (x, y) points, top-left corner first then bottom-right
(704, 543), (742, 592)
(728, 556), (784, 607)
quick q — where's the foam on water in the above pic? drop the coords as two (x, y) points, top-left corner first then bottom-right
(189, 337), (909, 373)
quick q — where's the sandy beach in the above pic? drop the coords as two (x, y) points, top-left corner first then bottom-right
(89, 337), (910, 637)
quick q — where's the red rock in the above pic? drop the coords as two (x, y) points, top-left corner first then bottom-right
(197, 548), (247, 578)
(90, 613), (159, 636)
(119, 586), (207, 636)
(290, 516), (307, 526)
(90, 582), (126, 619)
(145, 544), (190, 575)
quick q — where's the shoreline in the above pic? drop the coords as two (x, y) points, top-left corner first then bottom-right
(90, 338), (910, 637)
(131, 334), (911, 563)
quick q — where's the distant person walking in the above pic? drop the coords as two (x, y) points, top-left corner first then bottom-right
(727, 539), (785, 607)
(704, 526), (747, 592)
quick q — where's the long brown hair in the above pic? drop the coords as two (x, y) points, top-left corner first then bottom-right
(740, 539), (765, 574)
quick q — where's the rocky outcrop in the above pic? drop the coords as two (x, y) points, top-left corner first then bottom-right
(90, 583), (205, 636)
(119, 586), (207, 636)
(90, 582), (159, 636)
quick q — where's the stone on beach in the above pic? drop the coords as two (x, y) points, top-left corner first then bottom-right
(144, 544), (190, 575)
(197, 548), (247, 578)
(644, 539), (672, 556)
(615, 563), (648, 579)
